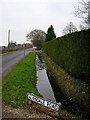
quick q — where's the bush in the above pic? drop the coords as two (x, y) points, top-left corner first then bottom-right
(43, 29), (90, 80)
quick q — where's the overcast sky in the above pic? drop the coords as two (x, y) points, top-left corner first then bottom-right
(1, 0), (81, 46)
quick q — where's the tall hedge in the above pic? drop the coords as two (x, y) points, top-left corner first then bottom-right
(43, 29), (90, 80)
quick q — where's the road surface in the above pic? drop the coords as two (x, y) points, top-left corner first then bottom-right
(2, 48), (33, 78)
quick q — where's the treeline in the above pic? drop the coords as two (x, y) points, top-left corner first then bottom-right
(43, 29), (90, 80)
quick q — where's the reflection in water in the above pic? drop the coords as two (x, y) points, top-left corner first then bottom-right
(36, 54), (56, 103)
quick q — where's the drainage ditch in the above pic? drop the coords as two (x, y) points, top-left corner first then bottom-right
(36, 53), (89, 119)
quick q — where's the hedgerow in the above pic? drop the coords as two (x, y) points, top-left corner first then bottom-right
(43, 29), (90, 80)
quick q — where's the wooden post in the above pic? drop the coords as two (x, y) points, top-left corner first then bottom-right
(58, 102), (61, 116)
(27, 93), (32, 105)
(55, 102), (61, 117)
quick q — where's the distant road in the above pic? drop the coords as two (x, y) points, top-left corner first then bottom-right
(2, 48), (33, 78)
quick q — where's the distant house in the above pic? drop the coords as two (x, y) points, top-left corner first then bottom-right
(22, 43), (33, 48)
(17, 44), (22, 48)
(26, 43), (33, 48)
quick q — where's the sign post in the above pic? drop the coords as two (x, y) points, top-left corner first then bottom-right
(27, 93), (61, 116)
(23, 44), (26, 64)
(24, 47), (25, 64)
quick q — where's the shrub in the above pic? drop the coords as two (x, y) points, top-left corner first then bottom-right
(43, 29), (90, 80)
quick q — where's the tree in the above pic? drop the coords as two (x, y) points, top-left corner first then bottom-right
(8, 41), (16, 48)
(62, 22), (77, 35)
(45, 25), (56, 42)
(26, 29), (46, 49)
(75, 0), (90, 29)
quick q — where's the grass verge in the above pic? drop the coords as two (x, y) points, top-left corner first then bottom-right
(0, 50), (19, 56)
(2, 52), (40, 108)
(0, 48), (26, 56)
(42, 52), (89, 119)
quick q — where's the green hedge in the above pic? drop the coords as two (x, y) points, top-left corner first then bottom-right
(43, 29), (90, 80)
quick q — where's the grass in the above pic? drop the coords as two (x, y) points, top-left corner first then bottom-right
(2, 52), (40, 108)
(0, 48), (25, 56)
(0, 50), (17, 56)
(0, 52), (13, 55)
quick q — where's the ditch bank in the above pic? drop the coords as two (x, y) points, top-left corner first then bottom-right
(42, 52), (89, 119)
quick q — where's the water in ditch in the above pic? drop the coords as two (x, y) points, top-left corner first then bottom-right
(36, 54), (56, 103)
(36, 54), (89, 119)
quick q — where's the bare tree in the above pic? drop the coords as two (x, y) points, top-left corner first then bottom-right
(75, 0), (90, 29)
(62, 22), (77, 35)
(26, 29), (46, 49)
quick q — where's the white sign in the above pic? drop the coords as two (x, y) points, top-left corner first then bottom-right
(27, 93), (61, 111)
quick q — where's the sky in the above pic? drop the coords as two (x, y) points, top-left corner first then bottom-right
(1, 0), (81, 46)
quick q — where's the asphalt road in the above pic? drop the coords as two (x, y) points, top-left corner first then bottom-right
(2, 48), (33, 78)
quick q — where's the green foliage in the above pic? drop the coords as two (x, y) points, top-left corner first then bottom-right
(26, 29), (46, 49)
(8, 42), (16, 48)
(43, 29), (90, 80)
(2, 52), (40, 107)
(45, 25), (56, 42)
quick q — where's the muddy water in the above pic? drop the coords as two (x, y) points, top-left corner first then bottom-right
(36, 54), (56, 103)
